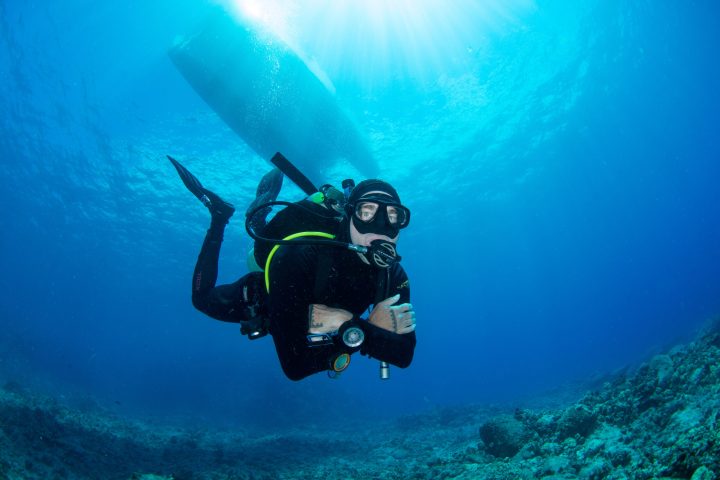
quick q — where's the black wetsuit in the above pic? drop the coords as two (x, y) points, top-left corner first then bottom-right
(191, 218), (416, 380)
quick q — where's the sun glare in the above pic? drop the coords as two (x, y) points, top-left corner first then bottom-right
(226, 0), (297, 45)
(224, 0), (536, 89)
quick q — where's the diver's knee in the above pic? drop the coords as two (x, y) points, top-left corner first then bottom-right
(191, 293), (208, 314)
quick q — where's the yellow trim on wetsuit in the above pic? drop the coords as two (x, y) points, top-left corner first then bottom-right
(264, 231), (336, 293)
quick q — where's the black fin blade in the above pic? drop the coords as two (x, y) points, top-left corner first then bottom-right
(167, 155), (206, 201)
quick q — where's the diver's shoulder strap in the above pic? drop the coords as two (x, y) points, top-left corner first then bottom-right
(263, 231), (335, 293)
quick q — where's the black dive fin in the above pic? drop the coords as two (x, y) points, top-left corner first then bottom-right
(167, 155), (235, 219)
(256, 167), (284, 200)
(270, 152), (317, 196)
(167, 155), (210, 206)
(246, 167), (284, 219)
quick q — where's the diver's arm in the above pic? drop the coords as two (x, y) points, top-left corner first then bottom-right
(360, 324), (416, 368)
(267, 246), (348, 380)
(360, 266), (416, 368)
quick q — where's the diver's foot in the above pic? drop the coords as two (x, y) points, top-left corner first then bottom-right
(204, 189), (235, 224)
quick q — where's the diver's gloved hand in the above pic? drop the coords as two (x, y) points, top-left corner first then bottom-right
(369, 294), (416, 334)
(308, 304), (353, 335)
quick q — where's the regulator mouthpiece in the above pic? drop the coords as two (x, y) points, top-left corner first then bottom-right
(366, 240), (400, 269)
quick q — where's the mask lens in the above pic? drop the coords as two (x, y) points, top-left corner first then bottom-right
(355, 202), (379, 223)
(388, 206), (410, 228)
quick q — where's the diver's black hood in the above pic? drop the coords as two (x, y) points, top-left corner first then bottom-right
(347, 179), (401, 205)
(343, 178), (403, 242)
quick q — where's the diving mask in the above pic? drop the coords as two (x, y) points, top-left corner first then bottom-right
(350, 195), (411, 237)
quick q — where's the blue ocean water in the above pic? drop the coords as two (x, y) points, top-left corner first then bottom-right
(1, 0), (719, 432)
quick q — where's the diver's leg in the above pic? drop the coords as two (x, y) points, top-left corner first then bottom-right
(170, 155), (268, 333)
(168, 155), (238, 316)
(191, 215), (236, 319)
(191, 216), (269, 337)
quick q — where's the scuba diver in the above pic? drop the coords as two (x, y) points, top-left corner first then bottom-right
(168, 153), (416, 381)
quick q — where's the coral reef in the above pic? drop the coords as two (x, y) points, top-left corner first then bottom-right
(471, 323), (720, 479)
(1, 323), (719, 479)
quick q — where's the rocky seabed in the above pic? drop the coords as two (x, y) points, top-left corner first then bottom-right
(1, 322), (719, 479)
